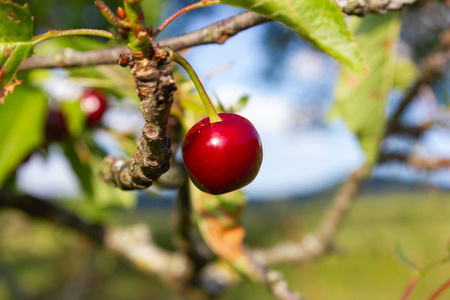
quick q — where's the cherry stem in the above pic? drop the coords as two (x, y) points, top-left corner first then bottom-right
(153, 0), (220, 39)
(32, 29), (120, 44)
(429, 279), (450, 300)
(166, 47), (221, 123)
(401, 275), (420, 300)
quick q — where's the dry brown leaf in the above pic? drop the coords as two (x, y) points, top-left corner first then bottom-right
(201, 215), (246, 263)
(0, 76), (23, 104)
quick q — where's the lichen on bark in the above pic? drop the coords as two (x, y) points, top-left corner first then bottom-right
(99, 47), (177, 190)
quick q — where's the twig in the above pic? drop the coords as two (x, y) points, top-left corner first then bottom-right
(335, 0), (421, 16)
(401, 275), (420, 300)
(316, 166), (369, 244)
(18, 11), (269, 71)
(429, 278), (450, 300)
(386, 75), (433, 135)
(251, 165), (368, 265)
(264, 270), (305, 300)
(386, 41), (450, 135)
(379, 152), (450, 171)
(152, 0), (220, 39)
(380, 35), (450, 172)
(0, 190), (104, 242)
(18, 46), (129, 71)
(197, 259), (305, 300)
(104, 224), (193, 288)
(385, 122), (432, 138)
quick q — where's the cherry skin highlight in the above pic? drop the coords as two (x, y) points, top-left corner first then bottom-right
(80, 90), (108, 125)
(182, 113), (263, 195)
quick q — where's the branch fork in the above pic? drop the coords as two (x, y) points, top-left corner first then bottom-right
(99, 46), (177, 190)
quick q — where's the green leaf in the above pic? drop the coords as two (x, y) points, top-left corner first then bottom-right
(393, 57), (419, 89)
(61, 140), (94, 198)
(396, 244), (420, 271)
(214, 95), (227, 113)
(180, 97), (205, 115)
(330, 13), (402, 167)
(219, 0), (367, 73)
(0, 0), (35, 102)
(214, 94), (250, 113)
(231, 95), (249, 113)
(0, 1), (33, 42)
(0, 84), (47, 187)
(33, 36), (110, 54)
(0, 43), (33, 96)
(61, 100), (86, 136)
(62, 138), (136, 209)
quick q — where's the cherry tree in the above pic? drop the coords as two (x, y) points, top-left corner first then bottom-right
(1, 0), (449, 299)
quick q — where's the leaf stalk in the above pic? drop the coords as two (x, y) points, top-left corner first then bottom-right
(152, 0), (220, 39)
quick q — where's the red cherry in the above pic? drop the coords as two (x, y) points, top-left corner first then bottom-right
(45, 109), (70, 142)
(182, 113), (263, 195)
(80, 90), (108, 125)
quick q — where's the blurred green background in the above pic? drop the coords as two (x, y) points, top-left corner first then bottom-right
(1, 187), (450, 299)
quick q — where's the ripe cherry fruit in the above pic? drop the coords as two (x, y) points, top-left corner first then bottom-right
(45, 109), (70, 143)
(182, 113), (263, 195)
(166, 49), (263, 194)
(80, 90), (108, 125)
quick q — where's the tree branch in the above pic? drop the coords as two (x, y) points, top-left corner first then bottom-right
(379, 152), (450, 171)
(158, 10), (269, 50)
(386, 32), (450, 134)
(18, 0), (422, 71)
(263, 270), (305, 300)
(0, 191), (196, 295)
(18, 11), (269, 71)
(171, 178), (215, 289)
(251, 165), (369, 265)
(385, 122), (432, 138)
(156, 114), (187, 189)
(190, 166), (369, 297)
(335, 0), (421, 16)
(315, 166), (369, 246)
(0, 190), (300, 299)
(98, 49), (176, 190)
(104, 223), (194, 290)
(0, 190), (105, 242)
(195, 256), (305, 300)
